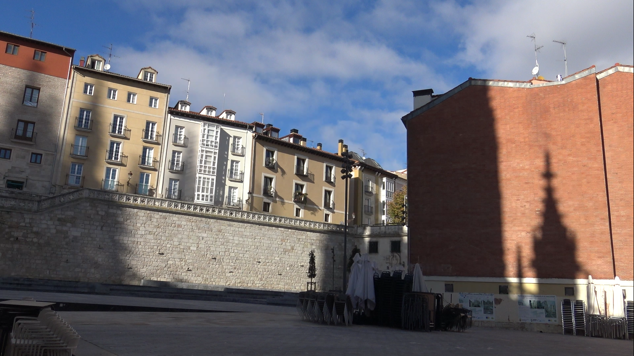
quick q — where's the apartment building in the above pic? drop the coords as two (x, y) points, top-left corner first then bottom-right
(158, 100), (252, 207)
(380, 169), (407, 224)
(54, 55), (170, 194)
(0, 31), (75, 194)
(248, 128), (347, 224)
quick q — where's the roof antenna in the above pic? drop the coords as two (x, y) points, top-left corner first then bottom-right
(26, 9), (37, 38)
(553, 40), (568, 78)
(181, 78), (191, 101)
(360, 148), (366, 159)
(527, 33), (543, 78)
(259, 113), (264, 124)
(102, 44), (119, 71)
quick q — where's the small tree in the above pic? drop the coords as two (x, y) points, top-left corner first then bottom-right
(387, 186), (407, 224)
(307, 250), (317, 290)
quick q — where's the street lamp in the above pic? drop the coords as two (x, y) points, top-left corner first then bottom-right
(340, 145), (353, 291)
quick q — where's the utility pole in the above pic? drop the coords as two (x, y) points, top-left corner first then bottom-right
(340, 145), (353, 291)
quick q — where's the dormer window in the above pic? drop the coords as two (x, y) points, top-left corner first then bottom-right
(143, 71), (155, 82)
(206, 108), (215, 116)
(90, 60), (103, 70)
(179, 102), (190, 111)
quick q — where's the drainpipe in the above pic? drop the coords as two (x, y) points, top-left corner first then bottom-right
(51, 58), (76, 194)
(249, 127), (257, 211)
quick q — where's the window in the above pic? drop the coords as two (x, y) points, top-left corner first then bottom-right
(294, 183), (305, 203)
(229, 160), (240, 180)
(167, 179), (180, 199)
(324, 213), (331, 223)
(295, 207), (302, 218)
(143, 71), (155, 82)
(228, 186), (239, 206)
(144, 121), (157, 141)
(127, 92), (137, 104)
(107, 141), (122, 161)
(6, 180), (24, 190)
(171, 151), (183, 171)
(174, 126), (185, 145)
(324, 189), (333, 209)
(107, 88), (117, 100)
(232, 136), (243, 155)
(90, 60), (103, 70)
(14, 120), (35, 141)
(325, 164), (334, 183)
(198, 149), (218, 175)
(72, 136), (88, 156)
(33, 50), (46, 61)
(295, 157), (307, 175)
(265, 149), (276, 167)
(445, 284), (454, 293)
(499, 285), (509, 295)
(104, 167), (118, 190)
(386, 180), (395, 199)
(564, 287), (575, 296)
(30, 153), (42, 164)
(369, 241), (378, 254)
(263, 201), (271, 213)
(5, 43), (19, 55)
(83, 83), (94, 95)
(263, 176), (274, 196)
(77, 109), (91, 129)
(149, 97), (159, 108)
(23, 87), (40, 107)
(200, 123), (219, 148)
(195, 175), (214, 203)
(111, 115), (125, 135)
(138, 172), (151, 195)
(68, 163), (83, 186)
(141, 147), (154, 166)
(0, 148), (11, 159)
(390, 240), (401, 253)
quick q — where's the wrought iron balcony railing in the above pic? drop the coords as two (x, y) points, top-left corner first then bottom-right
(138, 155), (159, 170)
(168, 160), (184, 172)
(74, 116), (92, 131)
(142, 129), (162, 144)
(105, 150), (128, 166)
(70, 145), (89, 158)
(231, 144), (246, 156)
(109, 124), (131, 139)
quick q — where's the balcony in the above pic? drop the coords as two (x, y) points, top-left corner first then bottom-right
(265, 157), (276, 168)
(225, 197), (243, 208)
(135, 184), (156, 196)
(172, 134), (188, 147)
(364, 184), (375, 195)
(74, 116), (93, 131)
(294, 192), (307, 204)
(109, 124), (130, 139)
(364, 205), (374, 215)
(325, 175), (334, 183)
(11, 128), (36, 144)
(164, 188), (181, 200)
(138, 155), (158, 170)
(263, 186), (275, 197)
(231, 144), (246, 156)
(228, 171), (244, 182)
(105, 150), (128, 166)
(70, 145), (89, 158)
(66, 174), (84, 188)
(295, 165), (307, 176)
(323, 200), (335, 210)
(142, 129), (162, 144)
(101, 179), (123, 192)
(168, 160), (184, 172)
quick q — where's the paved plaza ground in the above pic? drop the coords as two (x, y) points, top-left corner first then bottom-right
(0, 290), (631, 356)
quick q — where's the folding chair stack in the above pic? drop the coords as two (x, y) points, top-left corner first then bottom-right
(5, 308), (80, 356)
(296, 292), (352, 326)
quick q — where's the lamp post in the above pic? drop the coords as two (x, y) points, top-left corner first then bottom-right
(340, 145), (353, 291)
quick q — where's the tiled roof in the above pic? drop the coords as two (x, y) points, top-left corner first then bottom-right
(74, 66), (171, 90)
(169, 108), (251, 128)
(0, 30), (76, 53)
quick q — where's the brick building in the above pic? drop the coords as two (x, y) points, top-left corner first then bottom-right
(402, 65), (633, 298)
(0, 31), (74, 194)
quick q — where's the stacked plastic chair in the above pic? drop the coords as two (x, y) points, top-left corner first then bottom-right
(573, 300), (586, 336)
(561, 299), (574, 335)
(626, 301), (633, 339)
(6, 308), (80, 356)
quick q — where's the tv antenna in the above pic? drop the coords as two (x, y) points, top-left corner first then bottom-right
(259, 113), (264, 124)
(553, 40), (568, 77)
(181, 78), (191, 101)
(26, 9), (37, 38)
(360, 148), (366, 158)
(102, 44), (119, 71)
(527, 34), (543, 77)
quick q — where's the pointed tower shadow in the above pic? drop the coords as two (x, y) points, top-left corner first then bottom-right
(531, 151), (582, 288)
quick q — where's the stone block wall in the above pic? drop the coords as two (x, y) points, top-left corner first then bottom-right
(0, 190), (352, 292)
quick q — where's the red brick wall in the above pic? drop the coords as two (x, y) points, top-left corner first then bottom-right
(598, 69), (634, 280)
(407, 72), (620, 280)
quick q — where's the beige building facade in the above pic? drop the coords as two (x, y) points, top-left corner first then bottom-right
(54, 55), (170, 194)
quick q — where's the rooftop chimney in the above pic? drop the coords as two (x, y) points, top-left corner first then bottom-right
(290, 128), (299, 134)
(338, 139), (344, 156)
(413, 89), (434, 110)
(316, 143), (322, 150)
(79, 57), (85, 67)
(300, 137), (307, 147)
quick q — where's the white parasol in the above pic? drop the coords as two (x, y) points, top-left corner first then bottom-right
(346, 253), (376, 311)
(586, 275), (601, 315)
(412, 263), (429, 293)
(611, 276), (625, 318)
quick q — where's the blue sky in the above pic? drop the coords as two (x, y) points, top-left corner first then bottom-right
(3, 0), (633, 170)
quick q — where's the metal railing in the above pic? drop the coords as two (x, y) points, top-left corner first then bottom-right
(265, 157), (276, 168)
(105, 150), (128, 166)
(135, 184), (156, 196)
(325, 175), (335, 183)
(70, 145), (89, 158)
(172, 134), (188, 147)
(364, 184), (375, 194)
(168, 160), (184, 172)
(263, 186), (275, 197)
(11, 128), (37, 143)
(323, 200), (334, 209)
(138, 155), (158, 169)
(364, 205), (374, 215)
(66, 174), (84, 187)
(231, 144), (246, 156)
(294, 193), (307, 204)
(225, 197), (242, 208)
(74, 116), (92, 131)
(228, 171), (244, 182)
(295, 165), (308, 176)
(101, 179), (123, 192)
(109, 124), (131, 139)
(142, 129), (162, 144)
(164, 188), (181, 200)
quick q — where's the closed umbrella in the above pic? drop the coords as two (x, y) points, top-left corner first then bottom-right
(412, 263), (428, 293)
(587, 275), (600, 315)
(346, 253), (361, 309)
(611, 276), (625, 318)
(353, 254), (376, 311)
